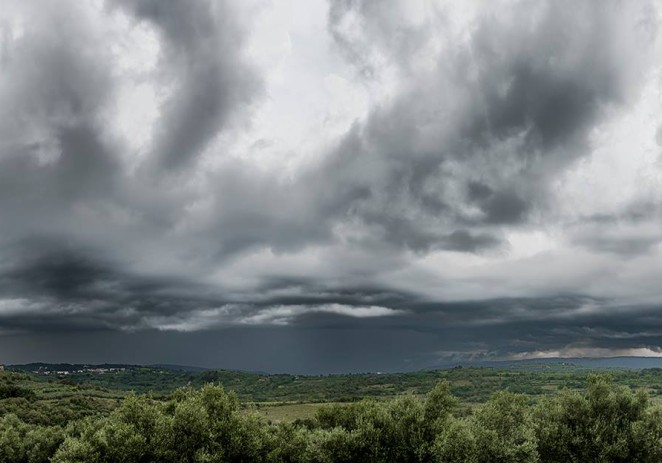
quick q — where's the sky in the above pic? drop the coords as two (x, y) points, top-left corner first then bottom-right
(1, 0), (662, 373)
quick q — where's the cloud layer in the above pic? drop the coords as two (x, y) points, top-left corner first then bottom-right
(1, 0), (662, 371)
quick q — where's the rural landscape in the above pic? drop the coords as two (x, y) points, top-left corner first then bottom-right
(4, 0), (662, 461)
(3, 361), (662, 461)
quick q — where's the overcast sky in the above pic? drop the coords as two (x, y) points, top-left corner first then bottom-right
(1, 0), (662, 373)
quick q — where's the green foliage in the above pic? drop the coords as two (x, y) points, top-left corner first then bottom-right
(0, 371), (123, 426)
(5, 372), (662, 462)
(50, 385), (277, 463)
(13, 362), (662, 405)
(471, 392), (538, 463)
(533, 375), (651, 463)
(433, 418), (477, 463)
(0, 413), (65, 463)
(0, 383), (37, 400)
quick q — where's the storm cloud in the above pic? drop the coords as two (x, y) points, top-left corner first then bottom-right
(1, 0), (662, 372)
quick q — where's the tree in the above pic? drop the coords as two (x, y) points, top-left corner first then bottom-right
(533, 374), (649, 463)
(471, 392), (539, 463)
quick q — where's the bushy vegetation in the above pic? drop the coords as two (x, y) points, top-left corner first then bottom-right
(2, 374), (662, 462)
(0, 372), (122, 427)
(14, 363), (662, 404)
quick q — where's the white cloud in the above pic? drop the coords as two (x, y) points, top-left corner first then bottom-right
(143, 303), (404, 332)
(509, 346), (662, 360)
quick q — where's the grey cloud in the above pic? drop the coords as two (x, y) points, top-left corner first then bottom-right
(404, 297), (662, 367)
(477, 190), (529, 225)
(0, 0), (660, 371)
(0, 0), (267, 327)
(3, 240), (662, 371)
(567, 202), (662, 256)
(0, 328), (450, 374)
(328, 0), (434, 78)
(0, 239), (415, 334)
(579, 235), (662, 256)
(320, 0), (656, 254)
(0, 3), (122, 248)
(110, 0), (262, 172)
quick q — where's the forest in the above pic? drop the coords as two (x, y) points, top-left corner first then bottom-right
(2, 367), (662, 462)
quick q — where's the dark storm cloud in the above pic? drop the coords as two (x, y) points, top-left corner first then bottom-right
(0, 243), (211, 332)
(0, 0), (660, 371)
(0, 239), (410, 333)
(0, 2), (123, 249)
(0, 0), (266, 333)
(2, 296), (662, 373)
(0, 328), (450, 374)
(321, 0), (654, 252)
(109, 0), (262, 171)
(247, 276), (414, 308)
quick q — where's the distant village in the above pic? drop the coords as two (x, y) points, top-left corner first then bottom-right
(33, 366), (127, 375)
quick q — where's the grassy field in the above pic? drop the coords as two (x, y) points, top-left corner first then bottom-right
(14, 361), (662, 401)
(5, 362), (662, 423)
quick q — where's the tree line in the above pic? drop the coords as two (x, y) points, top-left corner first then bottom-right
(1, 375), (661, 462)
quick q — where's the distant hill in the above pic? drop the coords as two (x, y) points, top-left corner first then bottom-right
(7, 356), (662, 377)
(6, 358), (662, 404)
(467, 356), (662, 370)
(148, 364), (209, 372)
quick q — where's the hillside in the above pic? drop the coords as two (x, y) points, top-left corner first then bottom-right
(7, 360), (662, 405)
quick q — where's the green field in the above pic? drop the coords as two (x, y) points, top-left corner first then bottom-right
(5, 362), (662, 423)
